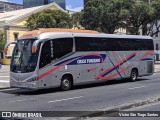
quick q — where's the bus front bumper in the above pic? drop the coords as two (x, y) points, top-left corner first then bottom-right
(10, 79), (38, 90)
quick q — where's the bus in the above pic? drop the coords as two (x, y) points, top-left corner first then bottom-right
(4, 28), (154, 90)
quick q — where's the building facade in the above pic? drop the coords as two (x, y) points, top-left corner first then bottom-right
(0, 3), (65, 58)
(0, 1), (22, 13)
(23, 0), (66, 10)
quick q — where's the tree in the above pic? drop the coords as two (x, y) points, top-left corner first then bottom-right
(102, 0), (132, 33)
(147, 0), (160, 36)
(0, 31), (6, 52)
(72, 12), (83, 29)
(81, 0), (132, 34)
(125, 1), (154, 35)
(81, 0), (107, 32)
(26, 9), (73, 30)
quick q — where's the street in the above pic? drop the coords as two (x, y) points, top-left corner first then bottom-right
(0, 72), (159, 110)
(0, 65), (160, 119)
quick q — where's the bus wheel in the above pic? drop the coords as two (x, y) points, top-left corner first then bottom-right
(130, 69), (138, 82)
(60, 76), (72, 91)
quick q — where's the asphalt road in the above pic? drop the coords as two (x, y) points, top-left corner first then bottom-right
(0, 72), (160, 113)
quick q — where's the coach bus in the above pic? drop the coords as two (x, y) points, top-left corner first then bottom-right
(4, 28), (154, 90)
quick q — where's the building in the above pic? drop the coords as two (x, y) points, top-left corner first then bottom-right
(0, 1), (22, 13)
(23, 0), (66, 10)
(0, 3), (65, 57)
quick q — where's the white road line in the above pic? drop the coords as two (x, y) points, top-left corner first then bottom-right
(2, 98), (37, 104)
(0, 80), (9, 83)
(0, 76), (9, 77)
(128, 86), (147, 90)
(48, 96), (83, 103)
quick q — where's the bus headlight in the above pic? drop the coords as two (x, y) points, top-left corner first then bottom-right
(27, 77), (37, 82)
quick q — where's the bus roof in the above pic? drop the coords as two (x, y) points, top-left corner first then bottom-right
(20, 28), (99, 39)
(73, 33), (152, 39)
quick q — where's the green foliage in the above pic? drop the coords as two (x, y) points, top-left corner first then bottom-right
(80, 0), (160, 35)
(0, 31), (6, 52)
(81, 0), (133, 33)
(126, 1), (154, 35)
(81, 0), (107, 32)
(26, 9), (73, 30)
(72, 12), (83, 29)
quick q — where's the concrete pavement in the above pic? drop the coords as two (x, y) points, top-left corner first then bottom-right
(0, 65), (10, 89)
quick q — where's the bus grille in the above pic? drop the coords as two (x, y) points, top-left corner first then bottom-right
(147, 61), (153, 73)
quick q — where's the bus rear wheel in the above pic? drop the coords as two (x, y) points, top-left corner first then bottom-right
(130, 69), (138, 82)
(60, 76), (72, 91)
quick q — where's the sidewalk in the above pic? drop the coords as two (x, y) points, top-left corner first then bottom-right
(154, 64), (160, 73)
(0, 65), (10, 89)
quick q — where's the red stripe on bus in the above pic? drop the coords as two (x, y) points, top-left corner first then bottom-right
(139, 50), (154, 61)
(95, 52), (136, 79)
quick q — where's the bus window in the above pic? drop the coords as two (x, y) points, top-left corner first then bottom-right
(39, 38), (73, 69)
(75, 37), (103, 51)
(51, 38), (73, 60)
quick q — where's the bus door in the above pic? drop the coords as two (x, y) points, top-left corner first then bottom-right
(38, 40), (53, 88)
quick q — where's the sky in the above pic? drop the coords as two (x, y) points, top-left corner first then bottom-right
(0, 0), (84, 12)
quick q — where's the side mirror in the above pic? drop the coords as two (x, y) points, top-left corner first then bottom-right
(32, 40), (40, 54)
(4, 42), (17, 56)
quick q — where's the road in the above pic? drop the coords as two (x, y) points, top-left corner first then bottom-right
(0, 73), (160, 113)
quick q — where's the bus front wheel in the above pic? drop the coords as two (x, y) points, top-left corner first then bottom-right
(60, 76), (72, 91)
(130, 69), (138, 82)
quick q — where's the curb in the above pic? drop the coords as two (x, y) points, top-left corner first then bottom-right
(0, 87), (11, 90)
(68, 96), (160, 120)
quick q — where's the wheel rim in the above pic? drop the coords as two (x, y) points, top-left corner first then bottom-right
(62, 79), (70, 88)
(131, 70), (137, 80)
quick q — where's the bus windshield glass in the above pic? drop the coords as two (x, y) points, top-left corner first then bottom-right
(10, 39), (39, 73)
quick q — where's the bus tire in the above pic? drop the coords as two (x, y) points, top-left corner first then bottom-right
(130, 69), (138, 82)
(60, 76), (72, 91)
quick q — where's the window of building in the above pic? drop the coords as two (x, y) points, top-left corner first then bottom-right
(156, 43), (159, 50)
(13, 32), (19, 41)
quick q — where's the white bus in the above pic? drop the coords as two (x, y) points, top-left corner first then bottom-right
(4, 28), (154, 90)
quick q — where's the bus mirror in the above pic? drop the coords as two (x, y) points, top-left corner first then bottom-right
(32, 40), (39, 54)
(32, 46), (37, 53)
(4, 42), (17, 56)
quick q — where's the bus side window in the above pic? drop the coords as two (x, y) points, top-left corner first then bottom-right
(51, 38), (73, 60)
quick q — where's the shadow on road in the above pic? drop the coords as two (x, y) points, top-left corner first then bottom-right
(0, 78), (149, 95)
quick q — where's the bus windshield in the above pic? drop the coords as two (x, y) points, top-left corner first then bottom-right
(10, 39), (39, 73)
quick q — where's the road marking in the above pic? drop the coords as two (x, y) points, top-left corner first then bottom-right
(0, 80), (9, 83)
(2, 98), (37, 104)
(0, 76), (9, 77)
(128, 86), (147, 90)
(48, 96), (83, 103)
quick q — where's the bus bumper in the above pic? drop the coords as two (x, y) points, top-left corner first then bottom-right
(10, 80), (38, 90)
